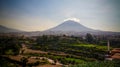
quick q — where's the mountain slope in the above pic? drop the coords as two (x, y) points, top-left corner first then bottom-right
(47, 20), (98, 32)
(0, 25), (22, 33)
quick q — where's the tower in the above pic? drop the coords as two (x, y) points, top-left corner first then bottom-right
(107, 40), (111, 54)
(105, 40), (112, 61)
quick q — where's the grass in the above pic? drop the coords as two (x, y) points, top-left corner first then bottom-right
(72, 44), (111, 51)
(65, 58), (85, 63)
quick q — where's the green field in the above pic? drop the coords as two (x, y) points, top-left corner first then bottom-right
(72, 44), (111, 51)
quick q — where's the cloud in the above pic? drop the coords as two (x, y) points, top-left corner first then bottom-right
(64, 17), (80, 22)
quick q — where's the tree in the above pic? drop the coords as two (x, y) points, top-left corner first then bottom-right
(85, 33), (94, 43)
(21, 49), (25, 54)
(0, 36), (21, 55)
(20, 57), (28, 67)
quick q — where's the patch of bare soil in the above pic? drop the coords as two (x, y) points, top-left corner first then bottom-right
(111, 48), (120, 59)
(112, 53), (120, 59)
(36, 64), (62, 67)
(22, 44), (47, 54)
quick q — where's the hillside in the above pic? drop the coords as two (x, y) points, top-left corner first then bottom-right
(0, 25), (22, 33)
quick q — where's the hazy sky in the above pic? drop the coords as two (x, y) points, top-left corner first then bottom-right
(0, 0), (120, 32)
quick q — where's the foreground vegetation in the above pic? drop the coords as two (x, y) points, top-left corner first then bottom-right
(0, 33), (120, 67)
(70, 60), (120, 67)
(31, 34), (108, 62)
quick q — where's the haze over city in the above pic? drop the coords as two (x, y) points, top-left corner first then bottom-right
(0, 0), (120, 32)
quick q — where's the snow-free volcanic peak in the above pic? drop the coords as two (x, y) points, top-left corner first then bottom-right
(46, 19), (96, 32)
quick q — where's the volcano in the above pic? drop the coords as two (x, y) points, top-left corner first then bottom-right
(47, 20), (97, 32)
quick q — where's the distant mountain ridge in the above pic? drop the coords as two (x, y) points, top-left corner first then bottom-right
(0, 20), (119, 36)
(0, 25), (22, 33)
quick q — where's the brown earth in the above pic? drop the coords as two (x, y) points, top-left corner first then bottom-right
(111, 48), (120, 59)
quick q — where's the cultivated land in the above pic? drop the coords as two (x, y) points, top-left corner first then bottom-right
(0, 34), (120, 67)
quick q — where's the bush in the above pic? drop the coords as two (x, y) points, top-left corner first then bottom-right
(69, 60), (120, 67)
